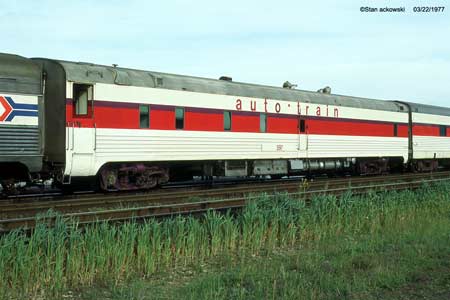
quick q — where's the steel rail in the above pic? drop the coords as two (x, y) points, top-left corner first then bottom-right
(0, 175), (448, 232)
(1, 171), (448, 218)
(4, 171), (446, 207)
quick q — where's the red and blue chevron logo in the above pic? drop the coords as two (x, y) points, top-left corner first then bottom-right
(0, 96), (38, 122)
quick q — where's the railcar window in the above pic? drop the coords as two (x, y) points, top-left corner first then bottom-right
(176, 107), (184, 129)
(260, 113), (267, 133)
(73, 84), (93, 116)
(440, 125), (447, 137)
(393, 124), (398, 137)
(224, 111), (231, 131)
(139, 105), (150, 128)
(299, 119), (306, 133)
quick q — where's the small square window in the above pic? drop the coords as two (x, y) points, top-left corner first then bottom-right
(224, 111), (231, 131)
(299, 119), (306, 133)
(440, 125), (446, 137)
(176, 107), (184, 129)
(260, 113), (267, 133)
(139, 105), (150, 128)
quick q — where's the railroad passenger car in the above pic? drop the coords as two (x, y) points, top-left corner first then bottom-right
(32, 58), (410, 191)
(2, 52), (449, 194)
(405, 102), (450, 171)
(0, 54), (42, 189)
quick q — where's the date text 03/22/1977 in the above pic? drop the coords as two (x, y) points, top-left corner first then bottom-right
(360, 6), (445, 13)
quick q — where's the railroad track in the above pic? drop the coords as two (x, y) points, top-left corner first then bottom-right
(0, 171), (449, 232)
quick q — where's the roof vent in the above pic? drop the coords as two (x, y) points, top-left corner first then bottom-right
(76, 62), (94, 66)
(317, 86), (331, 94)
(282, 81), (297, 89)
(86, 70), (103, 78)
(219, 76), (232, 82)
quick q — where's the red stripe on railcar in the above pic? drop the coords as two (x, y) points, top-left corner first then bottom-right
(307, 119), (408, 137)
(93, 103), (138, 129)
(185, 108), (223, 131)
(412, 124), (440, 136)
(65, 100), (413, 138)
(267, 114), (298, 134)
(150, 105), (175, 130)
(232, 111), (260, 133)
(398, 124), (409, 137)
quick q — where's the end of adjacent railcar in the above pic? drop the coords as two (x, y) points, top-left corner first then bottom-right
(0, 53), (44, 192)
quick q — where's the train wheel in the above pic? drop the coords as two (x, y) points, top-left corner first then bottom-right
(99, 169), (119, 191)
(99, 164), (169, 191)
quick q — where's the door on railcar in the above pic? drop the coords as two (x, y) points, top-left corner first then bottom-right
(65, 83), (96, 181)
(298, 117), (308, 155)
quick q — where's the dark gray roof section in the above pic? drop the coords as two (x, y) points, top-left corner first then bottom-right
(405, 102), (450, 117)
(0, 53), (42, 95)
(40, 59), (407, 113)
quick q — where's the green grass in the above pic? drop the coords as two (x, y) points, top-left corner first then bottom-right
(167, 215), (450, 300)
(1, 182), (450, 299)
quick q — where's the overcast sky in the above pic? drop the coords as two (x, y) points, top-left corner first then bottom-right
(1, 0), (449, 106)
